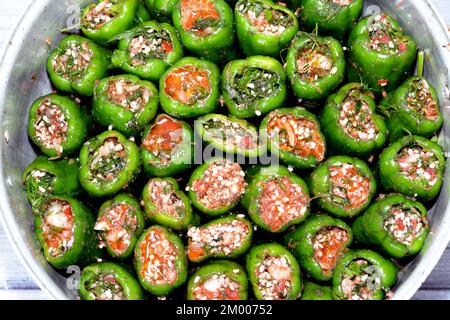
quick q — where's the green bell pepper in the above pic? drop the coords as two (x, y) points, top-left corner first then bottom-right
(332, 249), (397, 300)
(222, 55), (287, 119)
(111, 21), (184, 82)
(299, 0), (363, 40)
(79, 130), (141, 198)
(159, 57), (220, 118)
(378, 135), (445, 201)
(93, 74), (158, 137)
(286, 31), (345, 100)
(23, 156), (80, 213)
(80, 0), (139, 44)
(241, 165), (310, 233)
(79, 262), (144, 300)
(142, 177), (194, 231)
(134, 225), (188, 296)
(136, 0), (152, 24)
(187, 260), (248, 300)
(319, 83), (388, 157)
(308, 155), (377, 218)
(347, 13), (417, 93)
(47, 35), (111, 96)
(187, 214), (253, 263)
(140, 114), (194, 177)
(95, 193), (145, 259)
(260, 107), (327, 169)
(284, 215), (352, 281)
(35, 196), (101, 269)
(246, 242), (302, 300)
(353, 195), (430, 259)
(188, 157), (247, 216)
(144, 0), (178, 22)
(235, 0), (299, 57)
(301, 281), (333, 301)
(27, 94), (90, 158)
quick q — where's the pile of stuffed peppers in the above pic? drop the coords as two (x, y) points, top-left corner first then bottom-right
(23, 0), (446, 301)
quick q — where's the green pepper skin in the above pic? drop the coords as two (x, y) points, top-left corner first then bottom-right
(241, 165), (310, 233)
(347, 14), (417, 93)
(319, 83), (388, 157)
(145, 0), (178, 22)
(97, 194), (145, 259)
(378, 135), (445, 201)
(222, 56), (287, 118)
(80, 0), (139, 44)
(79, 262), (144, 300)
(142, 177), (194, 231)
(379, 76), (444, 143)
(301, 281), (333, 300)
(187, 260), (248, 300)
(140, 114), (194, 177)
(111, 21), (184, 82)
(286, 32), (345, 100)
(136, 0), (152, 24)
(246, 243), (302, 300)
(27, 94), (90, 158)
(47, 35), (111, 96)
(235, 0), (299, 57)
(309, 156), (377, 218)
(134, 225), (188, 296)
(300, 0), (363, 40)
(159, 57), (220, 118)
(34, 196), (101, 269)
(332, 249), (397, 300)
(284, 215), (352, 281)
(172, 0), (235, 64)
(79, 130), (141, 198)
(353, 195), (430, 259)
(93, 74), (158, 137)
(23, 156), (81, 213)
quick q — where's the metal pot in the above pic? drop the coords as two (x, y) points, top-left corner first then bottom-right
(0, 0), (449, 300)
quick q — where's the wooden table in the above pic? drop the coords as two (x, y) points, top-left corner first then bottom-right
(1, 0), (449, 300)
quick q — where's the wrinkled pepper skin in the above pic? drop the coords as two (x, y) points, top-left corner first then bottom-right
(47, 35), (111, 96)
(378, 135), (445, 201)
(284, 215), (352, 281)
(159, 57), (220, 118)
(79, 262), (144, 300)
(142, 177), (194, 231)
(111, 21), (184, 82)
(145, 0), (178, 22)
(286, 32), (345, 100)
(235, 0), (299, 57)
(23, 156), (81, 213)
(93, 74), (158, 137)
(319, 83), (388, 157)
(134, 225), (188, 296)
(222, 55), (287, 119)
(241, 165), (310, 233)
(96, 193), (145, 259)
(187, 260), (248, 300)
(80, 0), (139, 44)
(379, 76), (443, 143)
(309, 155), (377, 218)
(353, 195), (430, 259)
(332, 249), (397, 300)
(300, 0), (363, 40)
(140, 114), (194, 177)
(246, 243), (301, 300)
(301, 281), (333, 300)
(27, 94), (90, 158)
(347, 14), (417, 93)
(172, 0), (235, 63)
(79, 130), (141, 198)
(34, 196), (101, 269)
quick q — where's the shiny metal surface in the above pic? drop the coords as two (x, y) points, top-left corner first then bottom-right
(0, 0), (449, 300)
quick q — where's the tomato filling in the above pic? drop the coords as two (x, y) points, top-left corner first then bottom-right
(383, 205), (426, 245)
(129, 27), (173, 65)
(192, 273), (241, 300)
(296, 45), (334, 82)
(89, 137), (127, 183)
(340, 259), (380, 300)
(83, 0), (119, 31)
(25, 170), (55, 210)
(107, 78), (151, 112)
(312, 227), (349, 275)
(164, 65), (211, 105)
(397, 146), (439, 188)
(254, 255), (294, 300)
(267, 113), (325, 161)
(257, 176), (309, 232)
(406, 79), (439, 121)
(367, 14), (408, 54)
(53, 41), (93, 80)
(180, 0), (220, 36)
(85, 273), (125, 300)
(146, 179), (187, 218)
(42, 199), (74, 257)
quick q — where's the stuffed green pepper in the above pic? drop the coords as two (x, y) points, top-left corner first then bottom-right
(144, 0), (178, 22)
(301, 281), (333, 300)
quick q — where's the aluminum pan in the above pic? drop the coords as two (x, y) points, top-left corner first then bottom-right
(0, 0), (449, 300)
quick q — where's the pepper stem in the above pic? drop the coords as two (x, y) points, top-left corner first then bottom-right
(416, 51), (425, 77)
